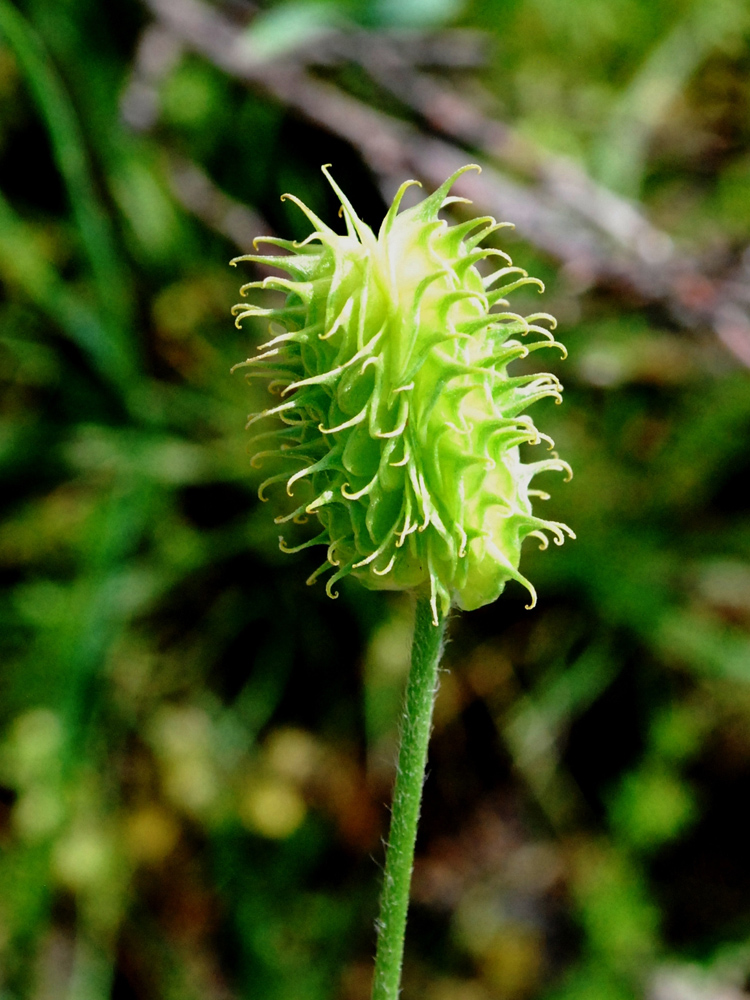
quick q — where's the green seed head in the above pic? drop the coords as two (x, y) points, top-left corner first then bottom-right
(232, 165), (574, 622)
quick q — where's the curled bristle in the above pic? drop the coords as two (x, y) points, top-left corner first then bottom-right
(232, 166), (572, 617)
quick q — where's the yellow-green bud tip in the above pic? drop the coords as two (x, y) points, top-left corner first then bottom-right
(232, 165), (574, 623)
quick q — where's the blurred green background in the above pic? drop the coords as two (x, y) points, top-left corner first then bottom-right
(2, 0), (750, 997)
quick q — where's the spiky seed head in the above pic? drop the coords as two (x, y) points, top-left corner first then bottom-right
(232, 165), (574, 623)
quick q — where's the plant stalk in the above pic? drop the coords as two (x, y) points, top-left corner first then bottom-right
(372, 597), (448, 1000)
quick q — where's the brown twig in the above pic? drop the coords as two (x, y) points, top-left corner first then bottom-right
(138, 0), (750, 367)
(166, 156), (273, 254)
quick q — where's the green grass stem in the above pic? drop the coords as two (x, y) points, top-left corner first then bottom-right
(0, 0), (134, 369)
(371, 597), (448, 1000)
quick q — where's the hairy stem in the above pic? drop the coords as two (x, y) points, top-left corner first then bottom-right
(372, 597), (448, 1000)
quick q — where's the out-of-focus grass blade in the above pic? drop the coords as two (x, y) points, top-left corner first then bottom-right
(594, 0), (749, 196)
(0, 188), (133, 394)
(0, 0), (136, 370)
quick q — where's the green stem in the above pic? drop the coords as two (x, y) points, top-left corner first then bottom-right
(372, 597), (448, 1000)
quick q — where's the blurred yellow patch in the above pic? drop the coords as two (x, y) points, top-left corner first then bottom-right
(265, 726), (321, 783)
(147, 705), (221, 817)
(125, 805), (180, 865)
(13, 787), (64, 842)
(431, 978), (492, 1000)
(52, 824), (116, 893)
(239, 777), (306, 839)
(479, 927), (544, 1000)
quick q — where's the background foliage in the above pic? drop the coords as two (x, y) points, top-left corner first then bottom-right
(2, 0), (750, 998)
